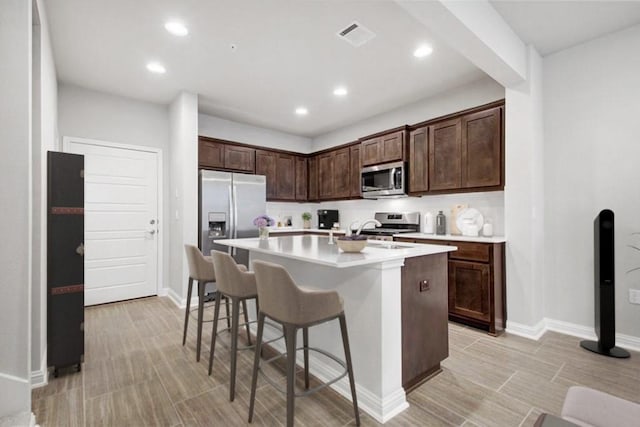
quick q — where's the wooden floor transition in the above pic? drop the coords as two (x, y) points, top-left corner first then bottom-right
(32, 296), (640, 426)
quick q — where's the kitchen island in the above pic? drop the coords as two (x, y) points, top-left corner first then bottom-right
(217, 235), (455, 423)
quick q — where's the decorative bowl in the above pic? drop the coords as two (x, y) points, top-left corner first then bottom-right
(336, 236), (367, 253)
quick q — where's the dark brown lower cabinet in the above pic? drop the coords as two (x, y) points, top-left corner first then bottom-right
(395, 237), (505, 335)
(47, 151), (85, 376)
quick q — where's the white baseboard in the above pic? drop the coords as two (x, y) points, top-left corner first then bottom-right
(506, 317), (640, 353)
(30, 348), (48, 389)
(166, 288), (185, 308)
(157, 287), (169, 297)
(505, 318), (546, 340)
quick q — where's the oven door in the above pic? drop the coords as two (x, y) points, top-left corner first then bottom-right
(361, 161), (406, 198)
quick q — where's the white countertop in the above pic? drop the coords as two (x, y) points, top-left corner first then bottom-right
(268, 227), (346, 234)
(216, 235), (455, 268)
(394, 233), (506, 243)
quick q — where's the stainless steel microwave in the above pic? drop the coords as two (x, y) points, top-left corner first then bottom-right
(361, 161), (406, 198)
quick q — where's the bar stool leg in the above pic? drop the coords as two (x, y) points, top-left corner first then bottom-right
(285, 324), (298, 427)
(303, 327), (310, 389)
(339, 314), (360, 426)
(207, 294), (222, 375)
(196, 280), (206, 361)
(225, 297), (231, 330)
(248, 312), (266, 423)
(182, 277), (193, 346)
(242, 299), (252, 345)
(229, 297), (241, 402)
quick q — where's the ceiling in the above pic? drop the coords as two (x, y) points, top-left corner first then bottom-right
(491, 0), (640, 56)
(45, 1), (640, 138)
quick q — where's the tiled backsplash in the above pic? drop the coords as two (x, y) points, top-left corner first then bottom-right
(267, 191), (505, 235)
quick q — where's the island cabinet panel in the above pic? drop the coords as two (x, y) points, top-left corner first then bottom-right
(394, 237), (505, 335)
(276, 153), (295, 200)
(308, 156), (319, 201)
(401, 253), (449, 391)
(408, 127), (429, 194)
(333, 147), (351, 198)
(295, 156), (307, 201)
(361, 130), (405, 166)
(224, 145), (255, 172)
(350, 144), (361, 198)
(255, 150), (277, 199)
(428, 118), (462, 191)
(199, 139), (225, 169)
(461, 107), (502, 189)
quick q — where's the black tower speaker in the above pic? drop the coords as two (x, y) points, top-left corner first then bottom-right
(580, 209), (630, 358)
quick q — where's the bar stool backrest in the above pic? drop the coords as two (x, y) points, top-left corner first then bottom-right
(184, 244), (215, 282)
(252, 260), (342, 325)
(211, 250), (256, 298)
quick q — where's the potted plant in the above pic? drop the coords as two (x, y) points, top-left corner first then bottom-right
(302, 212), (312, 229)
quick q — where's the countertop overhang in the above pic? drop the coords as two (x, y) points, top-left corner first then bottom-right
(216, 235), (455, 268)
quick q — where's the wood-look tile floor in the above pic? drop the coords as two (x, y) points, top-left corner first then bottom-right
(32, 297), (640, 426)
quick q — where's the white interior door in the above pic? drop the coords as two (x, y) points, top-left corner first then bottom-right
(64, 137), (160, 306)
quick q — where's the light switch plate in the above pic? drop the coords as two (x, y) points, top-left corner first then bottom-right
(629, 289), (640, 305)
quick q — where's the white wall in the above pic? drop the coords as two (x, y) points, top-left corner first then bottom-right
(199, 113), (312, 153)
(0, 0), (32, 417)
(57, 83), (171, 297)
(31, 0), (58, 388)
(169, 92), (199, 304)
(268, 191), (504, 236)
(312, 77), (504, 151)
(504, 45), (546, 334)
(543, 24), (640, 340)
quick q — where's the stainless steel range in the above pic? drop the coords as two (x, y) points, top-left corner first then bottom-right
(359, 212), (420, 241)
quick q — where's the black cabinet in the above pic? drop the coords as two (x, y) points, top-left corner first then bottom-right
(47, 151), (85, 375)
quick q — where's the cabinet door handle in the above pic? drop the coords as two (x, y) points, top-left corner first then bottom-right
(419, 280), (430, 292)
(75, 243), (85, 256)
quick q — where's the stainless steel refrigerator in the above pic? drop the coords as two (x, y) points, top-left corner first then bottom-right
(199, 170), (266, 267)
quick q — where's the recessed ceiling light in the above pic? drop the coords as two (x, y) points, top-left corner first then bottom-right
(146, 62), (166, 74)
(295, 107), (308, 116)
(333, 87), (348, 96)
(413, 44), (433, 58)
(164, 21), (188, 37)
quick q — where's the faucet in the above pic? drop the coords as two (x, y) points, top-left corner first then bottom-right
(348, 221), (360, 236)
(355, 219), (382, 235)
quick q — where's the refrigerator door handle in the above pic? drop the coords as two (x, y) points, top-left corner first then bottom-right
(232, 184), (238, 256)
(228, 185), (234, 256)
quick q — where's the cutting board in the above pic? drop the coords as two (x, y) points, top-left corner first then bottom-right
(450, 204), (468, 235)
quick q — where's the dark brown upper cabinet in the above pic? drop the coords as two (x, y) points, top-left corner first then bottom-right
(255, 150), (299, 201)
(316, 146), (351, 200)
(428, 118), (462, 191)
(333, 147), (351, 198)
(255, 150), (277, 199)
(318, 152), (334, 199)
(350, 144), (361, 198)
(276, 153), (296, 200)
(408, 127), (428, 194)
(295, 156), (308, 201)
(361, 130), (405, 166)
(199, 137), (255, 173)
(461, 107), (502, 189)
(307, 155), (318, 201)
(199, 139), (224, 169)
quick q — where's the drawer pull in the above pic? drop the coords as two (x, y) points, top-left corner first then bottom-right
(419, 280), (430, 292)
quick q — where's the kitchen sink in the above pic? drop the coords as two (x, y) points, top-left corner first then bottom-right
(366, 242), (413, 250)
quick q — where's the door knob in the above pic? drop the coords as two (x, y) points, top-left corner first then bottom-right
(75, 243), (85, 256)
(148, 229), (156, 235)
(150, 219), (156, 225)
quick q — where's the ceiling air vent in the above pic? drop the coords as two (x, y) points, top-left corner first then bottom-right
(337, 21), (375, 47)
